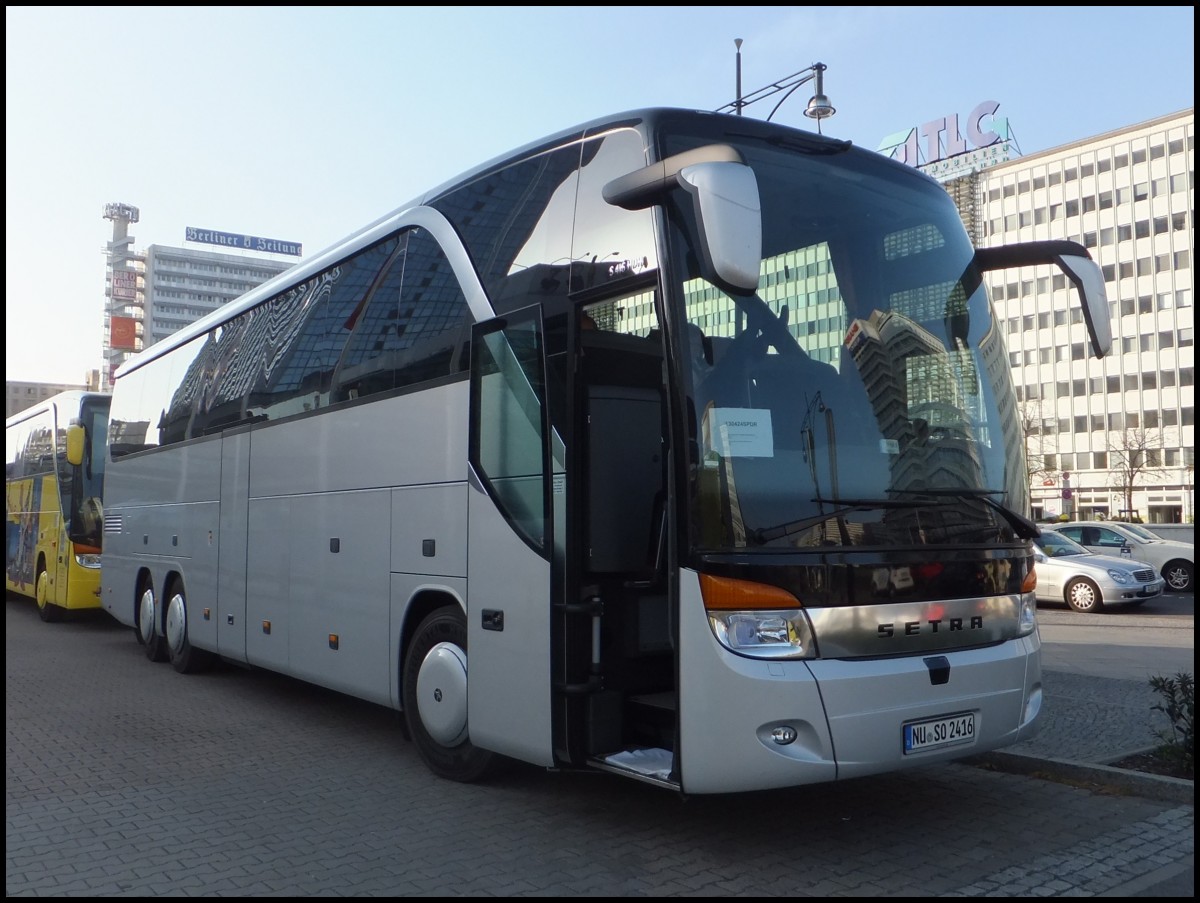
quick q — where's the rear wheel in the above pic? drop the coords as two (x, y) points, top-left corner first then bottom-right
(402, 607), (498, 783)
(35, 563), (62, 623)
(165, 579), (215, 674)
(1162, 560), (1193, 594)
(138, 581), (168, 662)
(1065, 577), (1103, 613)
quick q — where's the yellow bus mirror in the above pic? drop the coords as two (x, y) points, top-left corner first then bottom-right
(66, 424), (85, 467)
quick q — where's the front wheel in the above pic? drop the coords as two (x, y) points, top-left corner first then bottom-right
(1162, 560), (1193, 594)
(35, 564), (62, 623)
(1065, 578), (1103, 613)
(402, 607), (497, 783)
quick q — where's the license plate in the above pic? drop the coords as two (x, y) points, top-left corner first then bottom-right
(903, 712), (976, 754)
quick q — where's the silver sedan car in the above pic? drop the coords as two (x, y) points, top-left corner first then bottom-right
(1032, 530), (1165, 612)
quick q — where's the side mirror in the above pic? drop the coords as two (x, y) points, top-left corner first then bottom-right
(65, 424), (85, 467)
(604, 144), (763, 293)
(974, 240), (1111, 358)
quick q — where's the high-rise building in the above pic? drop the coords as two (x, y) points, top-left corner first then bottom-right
(101, 208), (297, 389)
(141, 244), (294, 347)
(978, 109), (1193, 524)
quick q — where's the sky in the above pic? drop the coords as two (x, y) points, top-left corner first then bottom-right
(5, 6), (1195, 385)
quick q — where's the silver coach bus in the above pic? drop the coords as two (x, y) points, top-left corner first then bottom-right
(102, 108), (1111, 793)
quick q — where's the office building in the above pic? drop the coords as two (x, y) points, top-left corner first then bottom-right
(978, 108), (1193, 524)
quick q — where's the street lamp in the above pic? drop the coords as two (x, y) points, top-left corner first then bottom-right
(716, 40), (836, 130)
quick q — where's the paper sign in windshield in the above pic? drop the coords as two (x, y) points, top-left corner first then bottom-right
(705, 407), (774, 457)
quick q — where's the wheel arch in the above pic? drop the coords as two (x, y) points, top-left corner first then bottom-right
(398, 588), (465, 712)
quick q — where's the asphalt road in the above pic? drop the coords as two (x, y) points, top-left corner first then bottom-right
(6, 592), (1193, 897)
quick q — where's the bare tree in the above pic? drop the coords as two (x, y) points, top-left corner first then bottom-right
(1106, 426), (1168, 518)
(1017, 399), (1057, 485)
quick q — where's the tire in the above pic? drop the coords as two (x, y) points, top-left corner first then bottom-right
(35, 563), (62, 623)
(138, 581), (168, 662)
(1065, 577), (1103, 613)
(165, 580), (215, 674)
(402, 607), (498, 783)
(1162, 560), (1193, 594)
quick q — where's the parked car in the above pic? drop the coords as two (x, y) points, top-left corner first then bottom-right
(1044, 521), (1194, 594)
(1031, 530), (1165, 612)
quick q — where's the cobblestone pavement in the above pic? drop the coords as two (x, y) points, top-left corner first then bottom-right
(6, 599), (1193, 897)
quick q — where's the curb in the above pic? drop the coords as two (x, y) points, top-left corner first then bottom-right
(969, 749), (1195, 805)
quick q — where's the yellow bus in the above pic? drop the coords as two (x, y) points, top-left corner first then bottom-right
(5, 391), (110, 621)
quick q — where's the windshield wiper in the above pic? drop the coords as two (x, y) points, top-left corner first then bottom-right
(752, 498), (935, 544)
(888, 489), (1039, 540)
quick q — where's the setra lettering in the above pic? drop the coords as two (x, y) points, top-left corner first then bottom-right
(878, 615), (983, 638)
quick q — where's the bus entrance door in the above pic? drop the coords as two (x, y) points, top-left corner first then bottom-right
(465, 311), (556, 768)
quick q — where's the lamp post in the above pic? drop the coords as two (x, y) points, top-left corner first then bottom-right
(734, 38), (744, 116)
(716, 41), (836, 130)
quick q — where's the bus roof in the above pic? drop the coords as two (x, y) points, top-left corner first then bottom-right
(5, 390), (111, 429)
(112, 107), (871, 380)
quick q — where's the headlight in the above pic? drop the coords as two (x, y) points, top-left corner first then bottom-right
(1107, 569), (1131, 584)
(75, 553), (102, 569)
(707, 609), (817, 659)
(700, 574), (817, 659)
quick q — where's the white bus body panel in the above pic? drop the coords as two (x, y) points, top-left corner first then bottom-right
(105, 384), (476, 714)
(466, 475), (555, 767)
(101, 441), (222, 632)
(218, 432), (251, 664)
(676, 568), (1042, 794)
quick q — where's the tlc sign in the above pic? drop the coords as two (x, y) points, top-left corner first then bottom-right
(877, 101), (1009, 167)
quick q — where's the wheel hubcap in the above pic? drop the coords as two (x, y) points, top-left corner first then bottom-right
(416, 642), (468, 747)
(165, 592), (187, 655)
(139, 589), (156, 643)
(1070, 584), (1096, 610)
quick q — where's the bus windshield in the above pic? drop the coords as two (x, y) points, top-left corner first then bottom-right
(68, 396), (109, 549)
(664, 132), (1027, 551)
